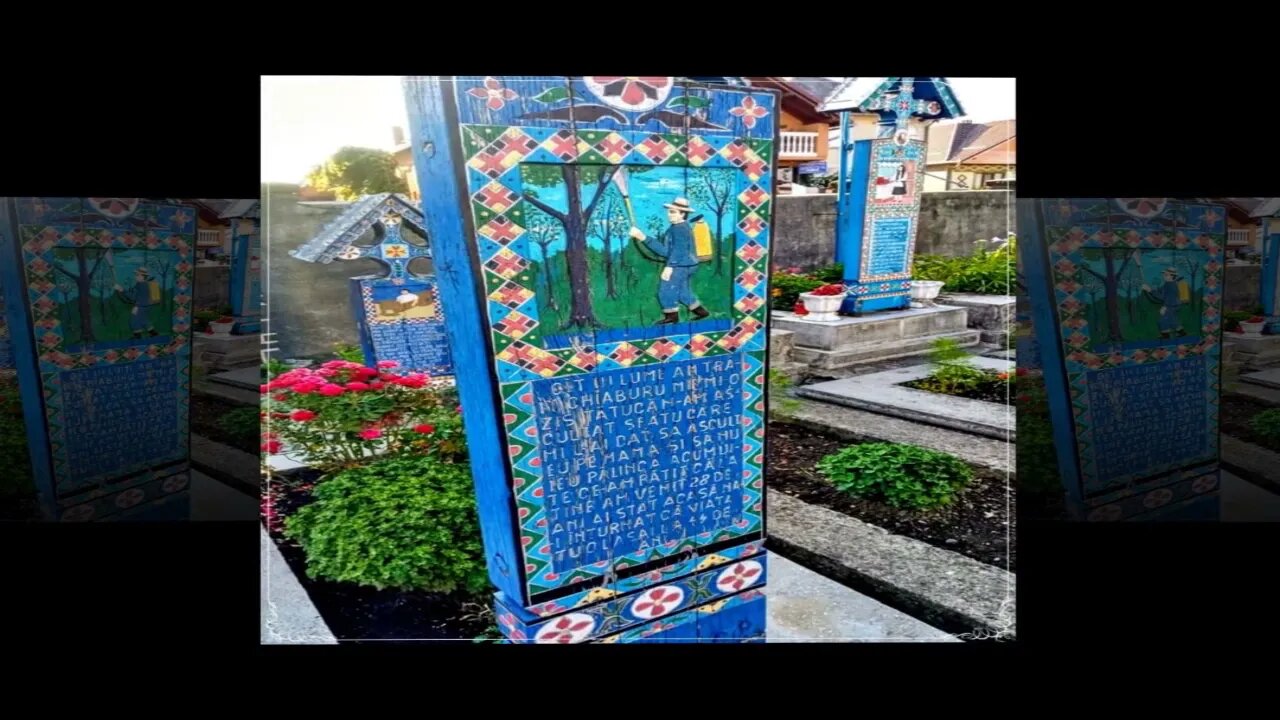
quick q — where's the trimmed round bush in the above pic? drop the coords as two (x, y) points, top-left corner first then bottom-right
(816, 442), (974, 510)
(284, 455), (488, 594)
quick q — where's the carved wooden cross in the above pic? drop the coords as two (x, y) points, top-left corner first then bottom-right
(864, 78), (939, 137)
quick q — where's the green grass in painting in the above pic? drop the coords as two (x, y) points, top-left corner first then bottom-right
(528, 239), (736, 332)
(1083, 293), (1203, 349)
(59, 291), (176, 346)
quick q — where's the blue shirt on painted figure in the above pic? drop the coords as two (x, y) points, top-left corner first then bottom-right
(643, 221), (699, 267)
(1142, 273), (1185, 335)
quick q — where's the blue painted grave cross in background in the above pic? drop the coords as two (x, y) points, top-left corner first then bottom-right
(1253, 198), (1280, 333)
(822, 78), (965, 314)
(1018, 198), (1225, 521)
(225, 200), (262, 334)
(404, 75), (776, 643)
(0, 197), (196, 521)
(290, 193), (454, 375)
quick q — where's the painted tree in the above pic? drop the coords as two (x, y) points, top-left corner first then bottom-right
(51, 245), (110, 343)
(1118, 260), (1144, 324)
(685, 168), (735, 275)
(1078, 248), (1139, 341)
(91, 249), (116, 325)
(526, 208), (561, 313)
(590, 190), (630, 300)
(520, 164), (620, 330)
(1078, 267), (1106, 331)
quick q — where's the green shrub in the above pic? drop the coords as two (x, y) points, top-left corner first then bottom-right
(216, 406), (261, 445)
(912, 236), (1016, 295)
(770, 272), (824, 309)
(0, 382), (33, 499)
(333, 343), (366, 364)
(918, 337), (985, 394)
(1251, 409), (1280, 442)
(284, 454), (488, 594)
(812, 262), (844, 283)
(817, 442), (973, 510)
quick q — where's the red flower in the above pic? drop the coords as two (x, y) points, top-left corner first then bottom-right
(358, 428), (383, 440)
(729, 96), (770, 129)
(262, 440), (283, 454)
(292, 383), (319, 395)
(540, 615), (593, 644)
(397, 375), (427, 389)
(346, 382), (371, 391)
(318, 384), (345, 397)
(355, 366), (380, 379)
(370, 381), (385, 390)
(414, 424), (435, 434)
(290, 409), (316, 421)
(259, 384), (270, 394)
(273, 393), (288, 402)
(377, 360), (399, 368)
(467, 76), (518, 111)
(792, 301), (809, 316)
(315, 368), (337, 378)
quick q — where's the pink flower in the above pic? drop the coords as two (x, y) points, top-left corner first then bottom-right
(729, 96), (770, 129)
(346, 382), (370, 391)
(414, 424), (435, 434)
(377, 360), (399, 368)
(358, 428), (382, 440)
(262, 440), (283, 454)
(259, 384), (271, 394)
(369, 381), (384, 390)
(291, 383), (318, 395)
(316, 368), (337, 378)
(466, 76), (518, 111)
(354, 367), (380, 379)
(318, 384), (345, 397)
(323, 360), (347, 369)
(290, 409), (316, 421)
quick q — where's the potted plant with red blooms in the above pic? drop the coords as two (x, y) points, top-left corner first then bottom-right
(1240, 315), (1267, 337)
(208, 315), (235, 335)
(260, 359), (465, 474)
(798, 283), (846, 322)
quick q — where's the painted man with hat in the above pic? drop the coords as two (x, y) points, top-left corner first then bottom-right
(628, 197), (710, 325)
(112, 266), (160, 338)
(1140, 264), (1187, 339)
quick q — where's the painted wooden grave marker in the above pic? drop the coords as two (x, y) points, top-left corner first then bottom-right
(0, 198), (196, 521)
(823, 77), (964, 314)
(403, 76), (776, 642)
(227, 201), (262, 334)
(290, 193), (453, 375)
(1018, 198), (1224, 521)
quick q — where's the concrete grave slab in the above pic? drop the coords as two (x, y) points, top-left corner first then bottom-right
(766, 554), (957, 641)
(1240, 367), (1280, 390)
(796, 355), (1015, 441)
(261, 525), (339, 644)
(767, 490), (1015, 638)
(209, 365), (264, 391)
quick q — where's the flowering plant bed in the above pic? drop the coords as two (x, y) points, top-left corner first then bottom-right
(260, 360), (464, 474)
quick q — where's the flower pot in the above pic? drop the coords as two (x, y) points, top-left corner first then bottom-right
(1240, 320), (1265, 336)
(910, 281), (945, 308)
(209, 320), (234, 335)
(799, 291), (844, 322)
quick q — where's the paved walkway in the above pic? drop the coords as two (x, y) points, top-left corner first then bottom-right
(1222, 469), (1280, 522)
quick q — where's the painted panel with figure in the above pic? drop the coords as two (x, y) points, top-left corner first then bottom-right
(1019, 197), (1224, 521)
(0, 197), (194, 521)
(404, 76), (776, 643)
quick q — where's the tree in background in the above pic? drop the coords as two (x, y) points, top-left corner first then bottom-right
(686, 168), (735, 275)
(305, 147), (408, 201)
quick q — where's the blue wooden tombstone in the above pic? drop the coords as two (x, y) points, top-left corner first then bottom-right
(1255, 199), (1280, 333)
(1018, 198), (1225, 521)
(225, 200), (262, 334)
(290, 194), (453, 376)
(403, 76), (776, 643)
(822, 78), (965, 314)
(0, 279), (11, 371)
(0, 198), (196, 521)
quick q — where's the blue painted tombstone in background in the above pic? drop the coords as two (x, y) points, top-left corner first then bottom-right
(0, 198), (195, 521)
(404, 76), (776, 643)
(0, 280), (11, 371)
(822, 78), (965, 315)
(290, 194), (453, 375)
(1018, 198), (1224, 521)
(225, 200), (262, 334)
(1254, 199), (1280, 333)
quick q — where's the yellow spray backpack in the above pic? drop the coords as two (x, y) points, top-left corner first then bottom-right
(691, 215), (714, 262)
(1177, 280), (1190, 302)
(148, 281), (161, 303)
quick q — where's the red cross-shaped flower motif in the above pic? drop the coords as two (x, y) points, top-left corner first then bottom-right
(729, 96), (769, 129)
(631, 586), (684, 619)
(716, 561), (762, 592)
(477, 182), (519, 213)
(480, 216), (522, 244)
(1202, 208), (1221, 228)
(467, 76), (519, 111)
(738, 242), (763, 262)
(542, 130), (577, 161)
(596, 133), (632, 160)
(534, 613), (596, 644)
(492, 282), (532, 307)
(610, 343), (640, 364)
(587, 77), (671, 109)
